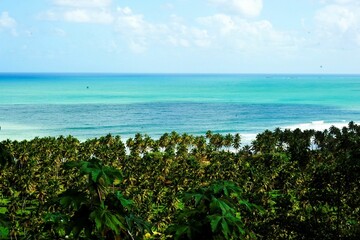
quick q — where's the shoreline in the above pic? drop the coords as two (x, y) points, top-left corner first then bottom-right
(0, 120), (353, 145)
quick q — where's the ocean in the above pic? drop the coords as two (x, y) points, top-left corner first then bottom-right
(1, 73), (360, 143)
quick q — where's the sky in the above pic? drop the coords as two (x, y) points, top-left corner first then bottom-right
(0, 0), (359, 73)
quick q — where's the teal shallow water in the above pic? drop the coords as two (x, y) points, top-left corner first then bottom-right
(1, 74), (360, 142)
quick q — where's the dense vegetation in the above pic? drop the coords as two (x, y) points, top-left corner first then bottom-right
(0, 122), (359, 239)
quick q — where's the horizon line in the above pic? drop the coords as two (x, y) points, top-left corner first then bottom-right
(1, 72), (360, 76)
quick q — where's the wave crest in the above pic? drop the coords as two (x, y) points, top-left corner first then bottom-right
(282, 120), (351, 131)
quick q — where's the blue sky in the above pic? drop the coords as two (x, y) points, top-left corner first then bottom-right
(0, 0), (359, 73)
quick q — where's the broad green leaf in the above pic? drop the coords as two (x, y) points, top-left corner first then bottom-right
(212, 183), (223, 195)
(0, 207), (7, 214)
(0, 198), (10, 205)
(90, 169), (102, 182)
(0, 226), (9, 238)
(239, 199), (252, 211)
(105, 214), (123, 234)
(187, 193), (205, 206)
(211, 197), (231, 214)
(221, 219), (230, 239)
(209, 215), (222, 233)
(115, 191), (133, 208)
(94, 215), (102, 230)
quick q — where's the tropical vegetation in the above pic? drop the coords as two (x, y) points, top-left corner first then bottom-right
(0, 122), (359, 239)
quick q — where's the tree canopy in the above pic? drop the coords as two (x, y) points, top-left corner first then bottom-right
(0, 123), (359, 239)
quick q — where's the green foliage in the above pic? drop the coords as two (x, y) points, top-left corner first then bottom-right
(47, 157), (151, 239)
(0, 226), (9, 239)
(0, 206), (10, 239)
(168, 181), (261, 239)
(0, 142), (14, 169)
(0, 124), (359, 239)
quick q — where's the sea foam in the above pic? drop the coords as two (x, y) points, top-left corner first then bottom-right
(282, 120), (350, 131)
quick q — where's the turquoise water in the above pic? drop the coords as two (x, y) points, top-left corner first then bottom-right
(1, 74), (360, 142)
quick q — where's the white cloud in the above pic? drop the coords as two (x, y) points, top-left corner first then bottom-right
(113, 6), (294, 53)
(39, 1), (293, 54)
(40, 9), (113, 24)
(63, 9), (113, 23)
(0, 11), (17, 35)
(320, 0), (359, 4)
(334, 0), (356, 3)
(316, 5), (357, 33)
(198, 14), (236, 34)
(114, 8), (211, 52)
(315, 1), (360, 45)
(54, 0), (112, 8)
(40, 0), (113, 24)
(167, 36), (190, 47)
(0, 11), (16, 28)
(166, 16), (212, 48)
(115, 7), (155, 35)
(114, 7), (164, 52)
(41, 4), (208, 52)
(211, 0), (263, 17)
(117, 7), (132, 15)
(197, 14), (297, 51)
(191, 28), (212, 47)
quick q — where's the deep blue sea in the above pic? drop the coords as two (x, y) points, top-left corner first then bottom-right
(1, 74), (360, 143)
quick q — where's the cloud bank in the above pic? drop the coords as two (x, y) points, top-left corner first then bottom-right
(0, 11), (16, 29)
(35, 0), (359, 55)
(54, 0), (112, 8)
(211, 0), (263, 17)
(41, 0), (114, 23)
(316, 0), (360, 45)
(0, 11), (17, 35)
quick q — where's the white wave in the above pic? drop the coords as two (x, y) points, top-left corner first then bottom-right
(0, 122), (43, 141)
(240, 133), (258, 145)
(0, 122), (40, 131)
(282, 120), (351, 131)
